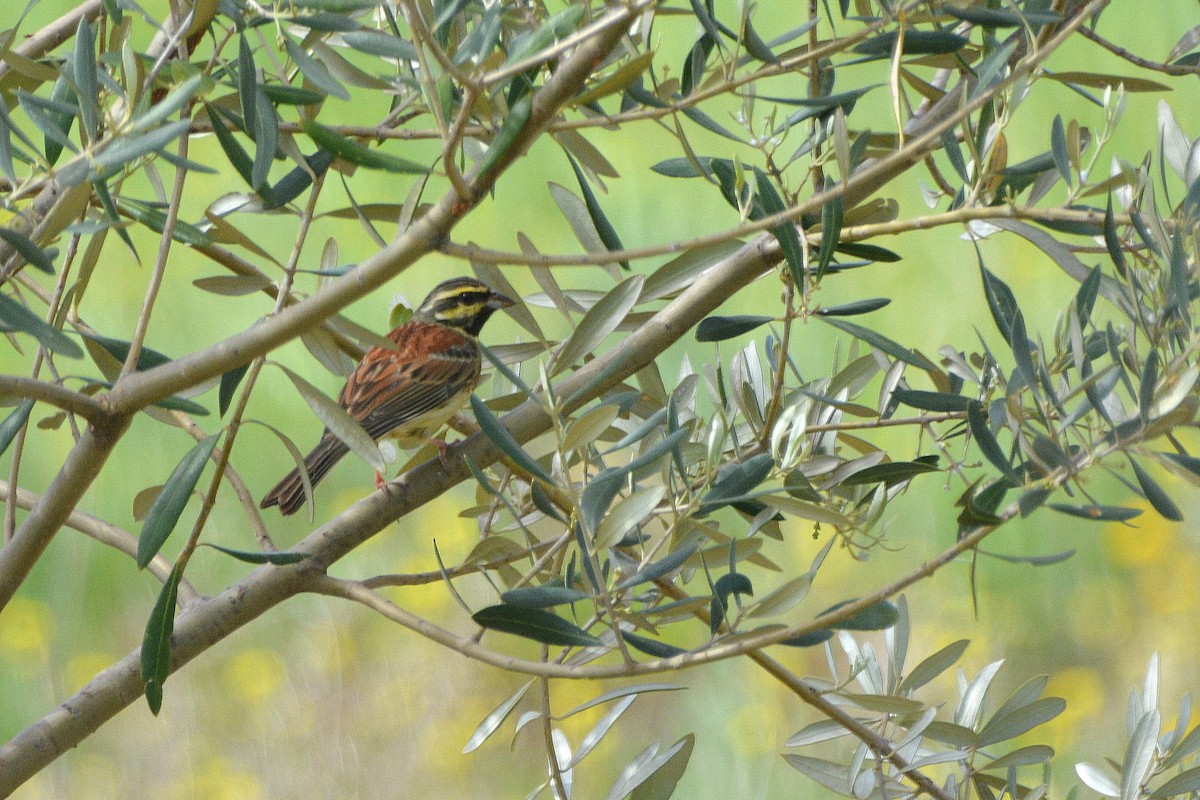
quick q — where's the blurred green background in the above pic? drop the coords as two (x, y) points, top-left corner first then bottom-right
(3, 1), (1200, 797)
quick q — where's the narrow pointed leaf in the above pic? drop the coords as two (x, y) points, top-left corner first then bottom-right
(463, 680), (534, 754)
(1050, 115), (1072, 185)
(621, 629), (687, 658)
(821, 317), (938, 371)
(816, 298), (891, 317)
(284, 35), (350, 99)
(695, 315), (772, 341)
(698, 453), (774, 515)
(892, 389), (972, 412)
(204, 543), (306, 564)
(0, 293), (82, 358)
(0, 399), (35, 457)
(1129, 458), (1183, 521)
(551, 274), (645, 376)
(754, 169), (803, 284)
(93, 119), (193, 173)
(1104, 195), (1127, 276)
(566, 153), (628, 269)
(898, 639), (970, 693)
(301, 119), (429, 173)
(815, 195), (842, 280)
(470, 395), (553, 484)
(500, 585), (590, 608)
(472, 605), (602, 647)
(980, 266), (1020, 344)
(141, 562), (183, 714)
(978, 697), (1065, 746)
(1049, 504), (1142, 521)
(615, 544), (698, 591)
(278, 364), (385, 472)
(0, 227), (55, 273)
(137, 435), (220, 568)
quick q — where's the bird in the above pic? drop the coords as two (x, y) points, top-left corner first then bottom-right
(260, 277), (515, 516)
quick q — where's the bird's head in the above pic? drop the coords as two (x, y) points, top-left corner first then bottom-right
(415, 277), (515, 336)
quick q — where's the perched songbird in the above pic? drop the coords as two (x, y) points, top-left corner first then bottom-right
(261, 277), (515, 515)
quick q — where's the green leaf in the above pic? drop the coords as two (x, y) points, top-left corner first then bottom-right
(899, 639), (970, 693)
(472, 604), (602, 647)
(1151, 766), (1200, 799)
(698, 453), (774, 515)
(470, 394), (553, 484)
(203, 543), (306, 564)
(1130, 458), (1183, 521)
(821, 317), (937, 371)
(0, 293), (82, 358)
(137, 435), (220, 568)
(891, 389), (972, 412)
(1050, 115), (1072, 186)
(0, 226), (55, 273)
(283, 34), (350, 100)
(815, 195), (842, 280)
(500, 585), (590, 608)
(462, 680), (534, 754)
(1139, 350), (1159, 422)
(132, 73), (209, 134)
(141, 562), (183, 714)
(1104, 195), (1127, 276)
(945, 5), (1061, 26)
(978, 697), (1065, 746)
(779, 629), (835, 647)
(116, 197), (212, 246)
(551, 274), (645, 376)
(260, 84), (325, 105)
(596, 485), (665, 549)
(981, 745), (1056, 771)
(0, 399), (35, 457)
(301, 119), (429, 174)
(839, 460), (939, 486)
(341, 29), (419, 60)
(614, 544), (698, 591)
(476, 95), (531, 176)
(816, 298), (890, 317)
(621, 629), (687, 658)
(853, 30), (968, 56)
(218, 364), (250, 417)
(627, 733), (695, 800)
(276, 363), (385, 471)
(968, 401), (1019, 484)
(754, 169), (804, 285)
(1008, 309), (1038, 394)
(695, 315), (772, 341)
(83, 333), (172, 371)
(205, 103), (255, 189)
(1049, 504), (1142, 522)
(566, 153), (628, 269)
(72, 19), (99, 141)
(980, 265), (1020, 344)
(93, 119), (193, 175)
(818, 598), (899, 630)
(503, 5), (584, 66)
(250, 88), (277, 191)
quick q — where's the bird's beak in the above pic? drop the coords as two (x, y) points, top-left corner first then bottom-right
(489, 291), (516, 310)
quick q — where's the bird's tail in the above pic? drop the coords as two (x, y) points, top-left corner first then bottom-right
(260, 433), (348, 516)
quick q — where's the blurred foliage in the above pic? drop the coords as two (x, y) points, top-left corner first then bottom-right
(4, 0), (1200, 798)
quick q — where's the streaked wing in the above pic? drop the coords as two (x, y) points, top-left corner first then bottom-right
(340, 323), (481, 441)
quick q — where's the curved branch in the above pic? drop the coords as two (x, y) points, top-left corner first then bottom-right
(0, 481), (195, 602)
(0, 376), (106, 422)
